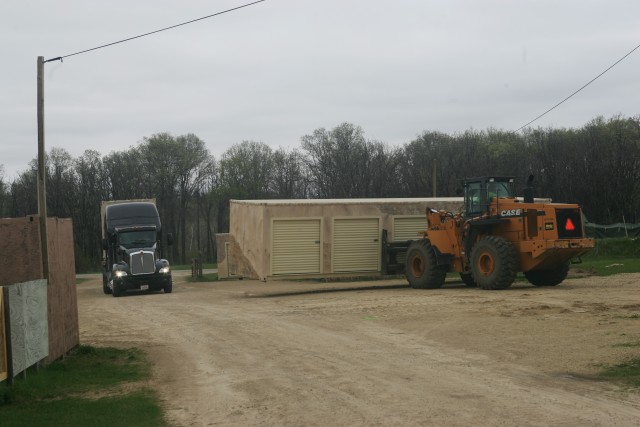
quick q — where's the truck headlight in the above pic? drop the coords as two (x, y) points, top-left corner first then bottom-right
(114, 270), (128, 278)
(159, 266), (170, 274)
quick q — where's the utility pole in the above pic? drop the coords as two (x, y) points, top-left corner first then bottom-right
(432, 158), (437, 198)
(37, 56), (49, 280)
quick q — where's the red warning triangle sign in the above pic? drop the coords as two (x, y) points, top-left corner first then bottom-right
(565, 218), (576, 231)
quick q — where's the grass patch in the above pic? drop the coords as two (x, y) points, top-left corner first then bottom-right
(571, 257), (640, 276)
(0, 345), (167, 427)
(75, 278), (91, 285)
(172, 263), (217, 271)
(612, 341), (640, 348)
(188, 272), (218, 282)
(586, 237), (640, 258)
(600, 359), (640, 387)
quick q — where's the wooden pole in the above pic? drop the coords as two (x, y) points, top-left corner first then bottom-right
(37, 56), (49, 280)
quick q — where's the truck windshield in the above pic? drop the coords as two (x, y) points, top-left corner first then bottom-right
(118, 230), (157, 249)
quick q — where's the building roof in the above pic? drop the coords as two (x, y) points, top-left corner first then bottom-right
(231, 197), (464, 206)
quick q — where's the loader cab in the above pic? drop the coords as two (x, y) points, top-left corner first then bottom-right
(464, 176), (515, 218)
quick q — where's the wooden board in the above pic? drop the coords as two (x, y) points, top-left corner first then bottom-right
(7, 280), (49, 377)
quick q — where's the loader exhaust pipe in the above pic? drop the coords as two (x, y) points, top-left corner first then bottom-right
(523, 174), (535, 203)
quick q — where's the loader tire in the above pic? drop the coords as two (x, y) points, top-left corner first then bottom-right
(405, 240), (446, 289)
(524, 262), (570, 287)
(470, 236), (517, 290)
(460, 273), (477, 287)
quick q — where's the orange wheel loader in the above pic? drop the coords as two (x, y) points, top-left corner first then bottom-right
(405, 176), (595, 290)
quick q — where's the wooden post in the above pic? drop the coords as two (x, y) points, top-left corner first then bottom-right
(37, 56), (49, 280)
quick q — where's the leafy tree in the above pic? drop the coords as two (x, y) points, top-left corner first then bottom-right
(0, 165), (8, 217)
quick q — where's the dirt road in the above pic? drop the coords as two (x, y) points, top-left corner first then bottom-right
(77, 272), (640, 426)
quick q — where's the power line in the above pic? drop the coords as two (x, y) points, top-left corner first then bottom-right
(513, 42), (640, 133)
(45, 0), (266, 63)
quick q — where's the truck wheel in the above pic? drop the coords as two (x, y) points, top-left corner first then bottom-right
(460, 273), (477, 287)
(524, 262), (570, 286)
(470, 236), (517, 290)
(164, 278), (173, 294)
(405, 240), (446, 289)
(103, 282), (112, 295)
(112, 281), (121, 297)
(102, 273), (113, 294)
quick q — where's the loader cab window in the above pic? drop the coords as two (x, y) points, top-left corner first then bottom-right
(487, 181), (513, 201)
(464, 178), (515, 218)
(465, 181), (484, 217)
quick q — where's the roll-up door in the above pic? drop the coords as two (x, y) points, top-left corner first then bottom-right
(393, 216), (427, 241)
(271, 219), (321, 275)
(333, 218), (380, 272)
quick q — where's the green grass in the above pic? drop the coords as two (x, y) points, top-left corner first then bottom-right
(585, 237), (640, 258)
(600, 359), (640, 387)
(188, 272), (218, 282)
(0, 346), (168, 427)
(612, 341), (640, 348)
(572, 257), (640, 276)
(171, 263), (217, 271)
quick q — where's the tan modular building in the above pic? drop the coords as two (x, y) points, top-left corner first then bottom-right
(216, 198), (464, 281)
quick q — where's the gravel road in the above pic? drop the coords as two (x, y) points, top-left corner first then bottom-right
(77, 272), (640, 426)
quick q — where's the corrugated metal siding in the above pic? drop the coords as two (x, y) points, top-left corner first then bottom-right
(333, 218), (380, 272)
(393, 216), (427, 241)
(272, 219), (321, 275)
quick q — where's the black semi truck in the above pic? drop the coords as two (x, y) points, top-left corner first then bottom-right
(101, 200), (173, 297)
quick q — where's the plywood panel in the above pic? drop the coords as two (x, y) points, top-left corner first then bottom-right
(46, 218), (79, 363)
(0, 288), (7, 382)
(0, 217), (79, 365)
(0, 217), (42, 286)
(7, 280), (49, 376)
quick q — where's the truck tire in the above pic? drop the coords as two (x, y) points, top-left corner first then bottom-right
(112, 281), (121, 297)
(524, 262), (570, 287)
(164, 278), (173, 294)
(460, 273), (477, 287)
(470, 236), (517, 290)
(405, 240), (446, 289)
(102, 275), (112, 294)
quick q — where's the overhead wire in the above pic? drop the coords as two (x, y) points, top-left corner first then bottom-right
(513, 42), (640, 133)
(44, 0), (266, 63)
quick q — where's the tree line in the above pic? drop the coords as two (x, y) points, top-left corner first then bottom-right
(0, 115), (638, 272)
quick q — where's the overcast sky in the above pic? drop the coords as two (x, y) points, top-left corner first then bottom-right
(1, 0), (638, 180)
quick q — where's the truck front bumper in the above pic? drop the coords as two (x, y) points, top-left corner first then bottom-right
(114, 274), (172, 292)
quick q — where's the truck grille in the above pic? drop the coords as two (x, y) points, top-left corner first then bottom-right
(556, 208), (584, 239)
(130, 251), (155, 275)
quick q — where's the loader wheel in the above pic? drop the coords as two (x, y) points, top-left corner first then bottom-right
(524, 262), (570, 287)
(405, 240), (446, 289)
(470, 236), (517, 290)
(460, 273), (477, 287)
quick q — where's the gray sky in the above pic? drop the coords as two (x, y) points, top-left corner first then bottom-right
(1, 0), (639, 180)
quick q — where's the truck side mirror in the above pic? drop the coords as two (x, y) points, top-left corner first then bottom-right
(167, 233), (174, 246)
(102, 238), (108, 250)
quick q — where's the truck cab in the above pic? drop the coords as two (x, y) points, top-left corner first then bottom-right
(102, 201), (173, 297)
